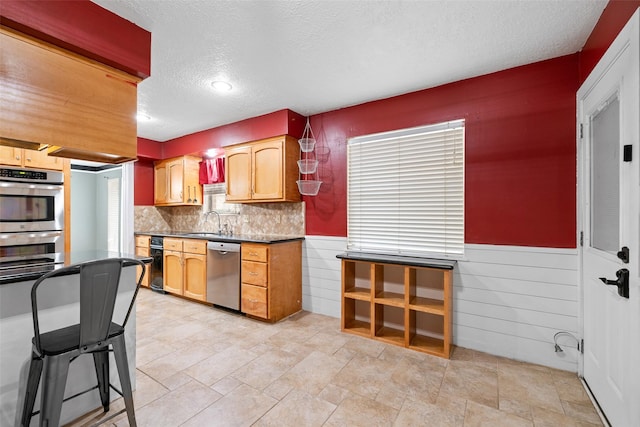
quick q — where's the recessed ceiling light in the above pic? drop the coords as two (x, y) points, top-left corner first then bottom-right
(136, 113), (152, 122)
(211, 80), (232, 92)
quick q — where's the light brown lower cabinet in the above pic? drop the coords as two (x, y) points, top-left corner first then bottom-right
(340, 255), (455, 359)
(163, 238), (207, 301)
(134, 235), (151, 288)
(182, 240), (207, 301)
(240, 240), (302, 322)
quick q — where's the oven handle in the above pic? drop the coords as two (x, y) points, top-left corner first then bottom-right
(0, 230), (63, 244)
(0, 181), (64, 192)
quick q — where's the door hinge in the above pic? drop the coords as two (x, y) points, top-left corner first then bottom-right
(580, 231), (584, 247)
(623, 145), (632, 162)
(579, 123), (583, 139)
(580, 339), (584, 354)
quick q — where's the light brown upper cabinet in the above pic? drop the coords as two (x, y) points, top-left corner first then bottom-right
(154, 156), (202, 206)
(0, 147), (65, 171)
(225, 135), (300, 203)
(0, 26), (140, 164)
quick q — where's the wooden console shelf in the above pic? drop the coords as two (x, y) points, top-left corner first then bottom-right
(338, 252), (455, 359)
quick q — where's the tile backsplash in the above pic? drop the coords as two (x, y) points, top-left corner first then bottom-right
(134, 197), (305, 236)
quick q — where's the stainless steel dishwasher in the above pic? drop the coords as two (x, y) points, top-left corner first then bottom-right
(206, 241), (241, 310)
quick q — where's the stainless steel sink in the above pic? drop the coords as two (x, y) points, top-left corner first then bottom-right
(182, 232), (221, 238)
(180, 232), (234, 239)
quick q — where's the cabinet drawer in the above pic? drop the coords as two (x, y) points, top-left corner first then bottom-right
(183, 239), (207, 254)
(241, 244), (268, 262)
(163, 238), (183, 251)
(135, 235), (150, 248)
(241, 284), (267, 319)
(242, 261), (267, 287)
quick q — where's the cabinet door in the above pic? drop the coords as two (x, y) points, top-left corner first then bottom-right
(0, 147), (22, 166)
(154, 163), (168, 204)
(135, 246), (151, 288)
(163, 250), (183, 295)
(167, 159), (184, 203)
(22, 149), (64, 170)
(225, 145), (252, 201)
(252, 140), (283, 200)
(183, 253), (206, 301)
(183, 156), (202, 205)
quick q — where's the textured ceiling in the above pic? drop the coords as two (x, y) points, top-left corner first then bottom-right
(91, 0), (608, 142)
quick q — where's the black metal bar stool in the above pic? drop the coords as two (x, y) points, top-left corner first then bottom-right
(20, 257), (145, 427)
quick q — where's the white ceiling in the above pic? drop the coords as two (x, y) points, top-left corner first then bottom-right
(91, 0), (608, 143)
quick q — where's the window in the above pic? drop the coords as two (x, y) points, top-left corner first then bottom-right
(347, 119), (464, 257)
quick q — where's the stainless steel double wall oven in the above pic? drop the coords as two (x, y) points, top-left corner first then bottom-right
(0, 167), (65, 282)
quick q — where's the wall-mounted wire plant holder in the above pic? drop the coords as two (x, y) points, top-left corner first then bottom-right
(297, 117), (322, 196)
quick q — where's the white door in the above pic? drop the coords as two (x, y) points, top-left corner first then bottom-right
(578, 9), (639, 427)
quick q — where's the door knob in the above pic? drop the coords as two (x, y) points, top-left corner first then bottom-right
(599, 268), (629, 298)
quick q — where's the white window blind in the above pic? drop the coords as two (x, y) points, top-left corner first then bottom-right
(107, 177), (121, 252)
(347, 119), (464, 257)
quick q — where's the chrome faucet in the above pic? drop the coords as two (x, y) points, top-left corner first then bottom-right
(205, 210), (222, 235)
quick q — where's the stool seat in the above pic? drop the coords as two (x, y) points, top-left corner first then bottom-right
(36, 322), (125, 356)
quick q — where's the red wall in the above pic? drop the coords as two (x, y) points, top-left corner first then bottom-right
(134, 160), (155, 206)
(579, 0), (640, 84)
(162, 109), (306, 158)
(0, 0), (151, 78)
(305, 55), (580, 248)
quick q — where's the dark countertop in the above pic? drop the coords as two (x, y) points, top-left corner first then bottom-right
(135, 231), (305, 244)
(0, 251), (152, 285)
(336, 251), (457, 269)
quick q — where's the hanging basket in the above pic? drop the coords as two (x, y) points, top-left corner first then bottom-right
(297, 180), (322, 196)
(298, 138), (316, 152)
(297, 159), (318, 174)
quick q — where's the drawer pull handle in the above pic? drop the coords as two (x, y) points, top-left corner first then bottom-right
(249, 252), (258, 256)
(248, 272), (258, 276)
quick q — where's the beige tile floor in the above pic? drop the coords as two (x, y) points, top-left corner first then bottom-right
(68, 288), (603, 427)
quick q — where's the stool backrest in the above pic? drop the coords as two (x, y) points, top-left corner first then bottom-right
(78, 259), (123, 349)
(30, 257), (146, 355)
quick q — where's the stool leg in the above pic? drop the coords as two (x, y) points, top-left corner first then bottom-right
(20, 352), (43, 427)
(92, 349), (110, 412)
(40, 353), (71, 427)
(112, 335), (136, 427)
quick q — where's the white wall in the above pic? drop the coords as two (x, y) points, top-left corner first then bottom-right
(302, 236), (345, 318)
(455, 244), (579, 372)
(95, 168), (122, 251)
(302, 236), (580, 372)
(70, 167), (122, 252)
(70, 170), (97, 252)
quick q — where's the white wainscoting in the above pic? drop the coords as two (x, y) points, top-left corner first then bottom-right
(456, 244), (579, 372)
(302, 236), (347, 318)
(302, 238), (580, 372)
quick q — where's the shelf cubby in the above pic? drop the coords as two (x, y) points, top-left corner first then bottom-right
(339, 254), (455, 359)
(408, 267), (448, 315)
(408, 310), (448, 357)
(342, 260), (373, 301)
(341, 298), (371, 338)
(374, 303), (405, 346)
(373, 263), (405, 307)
